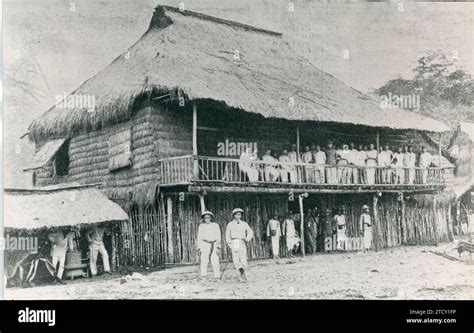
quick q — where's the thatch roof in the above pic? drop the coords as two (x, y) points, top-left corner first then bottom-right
(4, 184), (129, 231)
(28, 5), (450, 141)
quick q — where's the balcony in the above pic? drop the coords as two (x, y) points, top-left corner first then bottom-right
(158, 155), (453, 194)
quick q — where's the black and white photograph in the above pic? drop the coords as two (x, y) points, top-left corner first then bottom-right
(1, 0), (473, 328)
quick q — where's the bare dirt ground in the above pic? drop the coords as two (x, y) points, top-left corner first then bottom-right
(5, 244), (473, 300)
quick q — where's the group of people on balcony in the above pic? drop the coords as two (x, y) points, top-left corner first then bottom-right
(238, 141), (436, 185)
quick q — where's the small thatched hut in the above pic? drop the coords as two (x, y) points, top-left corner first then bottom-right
(4, 184), (128, 281)
(24, 6), (455, 267)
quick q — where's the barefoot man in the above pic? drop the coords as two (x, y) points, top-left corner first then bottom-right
(225, 208), (254, 282)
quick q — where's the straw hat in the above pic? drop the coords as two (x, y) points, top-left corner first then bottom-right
(201, 211), (214, 218)
(232, 208), (244, 216)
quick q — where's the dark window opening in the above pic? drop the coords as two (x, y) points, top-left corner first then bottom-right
(55, 140), (70, 176)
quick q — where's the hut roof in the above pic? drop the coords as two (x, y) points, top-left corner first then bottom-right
(28, 5), (450, 141)
(23, 138), (67, 171)
(4, 184), (129, 231)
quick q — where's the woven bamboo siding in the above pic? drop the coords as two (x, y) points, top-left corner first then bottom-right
(107, 192), (452, 268)
(118, 204), (166, 267)
(164, 193), (288, 264)
(150, 103), (193, 159)
(36, 106), (160, 205)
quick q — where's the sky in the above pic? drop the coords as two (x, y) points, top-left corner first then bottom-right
(3, 0), (473, 187)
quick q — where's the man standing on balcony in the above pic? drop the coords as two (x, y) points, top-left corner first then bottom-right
(313, 145), (326, 184)
(352, 144), (367, 184)
(366, 144), (378, 185)
(288, 144), (301, 183)
(378, 145), (392, 184)
(419, 146), (432, 183)
(302, 145), (314, 183)
(266, 213), (281, 259)
(392, 147), (405, 184)
(337, 144), (351, 184)
(197, 211), (221, 280)
(262, 149), (280, 182)
(326, 141), (338, 184)
(226, 208), (254, 282)
(404, 146), (416, 184)
(279, 149), (296, 183)
(239, 147), (259, 182)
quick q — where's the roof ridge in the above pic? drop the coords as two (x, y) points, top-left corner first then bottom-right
(151, 5), (283, 37)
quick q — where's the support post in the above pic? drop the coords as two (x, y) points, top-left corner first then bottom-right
(193, 103), (199, 180)
(438, 133), (442, 183)
(433, 194), (438, 245)
(376, 131), (380, 161)
(372, 193), (379, 251)
(400, 192), (405, 244)
(296, 125), (300, 162)
(166, 196), (174, 262)
(199, 192), (206, 214)
(299, 193), (308, 257)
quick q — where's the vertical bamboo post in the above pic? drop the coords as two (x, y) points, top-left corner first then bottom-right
(438, 133), (442, 183)
(111, 226), (116, 272)
(400, 192), (405, 244)
(372, 193), (379, 251)
(433, 194), (438, 244)
(299, 193), (307, 257)
(166, 196), (174, 262)
(296, 125), (301, 162)
(193, 103), (199, 180)
(199, 192), (206, 214)
(376, 131), (380, 183)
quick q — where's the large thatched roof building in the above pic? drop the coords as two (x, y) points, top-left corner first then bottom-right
(24, 5), (455, 267)
(29, 5), (449, 142)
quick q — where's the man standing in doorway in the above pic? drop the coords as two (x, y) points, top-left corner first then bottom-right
(48, 228), (75, 284)
(305, 209), (319, 254)
(87, 225), (111, 277)
(359, 205), (373, 252)
(266, 213), (281, 259)
(225, 208), (254, 282)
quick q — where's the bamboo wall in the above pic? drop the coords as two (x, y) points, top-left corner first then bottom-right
(35, 105), (161, 205)
(112, 192), (452, 267)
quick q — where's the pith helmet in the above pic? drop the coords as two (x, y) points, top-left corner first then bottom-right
(362, 205), (369, 210)
(232, 208), (244, 216)
(201, 211), (214, 218)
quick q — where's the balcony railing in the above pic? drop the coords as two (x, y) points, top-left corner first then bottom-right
(159, 155), (452, 187)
